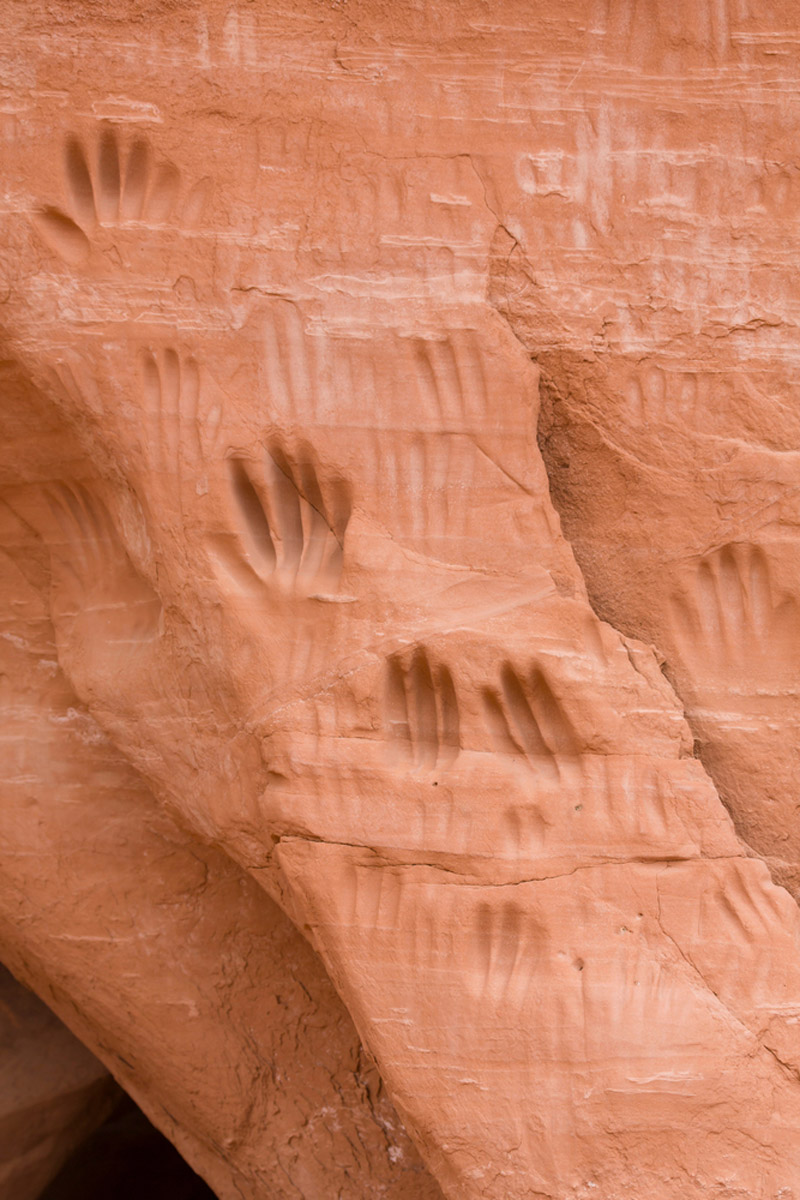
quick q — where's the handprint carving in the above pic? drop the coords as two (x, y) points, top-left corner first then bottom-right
(32, 126), (212, 265)
(357, 324), (548, 568)
(670, 542), (800, 686)
(262, 302), (322, 425)
(138, 346), (223, 507)
(622, 360), (741, 434)
(141, 347), (201, 469)
(659, 859), (800, 1022)
(472, 900), (540, 1006)
(372, 431), (478, 557)
(383, 646), (460, 772)
(410, 330), (494, 432)
(666, 540), (800, 874)
(482, 661), (580, 782)
(209, 444), (350, 598)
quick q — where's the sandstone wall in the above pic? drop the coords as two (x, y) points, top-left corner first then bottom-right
(3, 3), (800, 1197)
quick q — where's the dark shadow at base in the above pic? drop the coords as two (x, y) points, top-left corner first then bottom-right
(39, 1094), (217, 1200)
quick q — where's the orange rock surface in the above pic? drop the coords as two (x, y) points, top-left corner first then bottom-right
(3, 2), (800, 1197)
(0, 464), (441, 1198)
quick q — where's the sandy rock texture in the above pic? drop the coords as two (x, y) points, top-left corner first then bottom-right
(0, 461), (441, 1198)
(3, 1), (800, 1197)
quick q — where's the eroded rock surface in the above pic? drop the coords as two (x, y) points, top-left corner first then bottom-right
(0, 470), (442, 1199)
(3, 2), (800, 1198)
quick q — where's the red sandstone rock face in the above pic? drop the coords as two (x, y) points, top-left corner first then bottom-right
(0, 463), (442, 1199)
(4, 2), (800, 1197)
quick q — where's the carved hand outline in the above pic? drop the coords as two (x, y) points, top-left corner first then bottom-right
(209, 444), (350, 599)
(384, 646), (460, 772)
(138, 346), (224, 510)
(481, 660), (581, 783)
(32, 126), (212, 265)
(670, 542), (800, 686)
